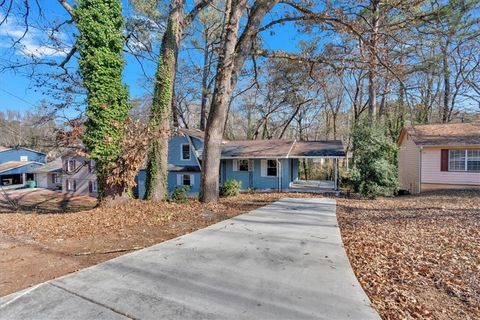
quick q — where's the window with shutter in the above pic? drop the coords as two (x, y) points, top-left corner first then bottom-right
(182, 174), (191, 186)
(448, 149), (480, 172)
(267, 160), (277, 177)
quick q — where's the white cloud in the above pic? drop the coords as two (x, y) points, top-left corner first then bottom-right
(0, 15), (69, 58)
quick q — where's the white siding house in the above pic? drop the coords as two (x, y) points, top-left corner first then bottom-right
(398, 123), (480, 193)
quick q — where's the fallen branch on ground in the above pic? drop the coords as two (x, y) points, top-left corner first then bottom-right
(73, 246), (145, 256)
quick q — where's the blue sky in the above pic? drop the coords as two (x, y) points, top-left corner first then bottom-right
(0, 0), (304, 116)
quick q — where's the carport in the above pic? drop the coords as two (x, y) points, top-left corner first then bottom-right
(0, 161), (44, 187)
(287, 140), (346, 192)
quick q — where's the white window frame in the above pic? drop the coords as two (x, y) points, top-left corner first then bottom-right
(67, 159), (76, 172)
(449, 149), (480, 172)
(20, 156), (28, 162)
(66, 179), (75, 191)
(52, 173), (60, 184)
(261, 159), (278, 177)
(92, 180), (98, 192)
(181, 144), (191, 161)
(88, 160), (95, 173)
(266, 160), (278, 177)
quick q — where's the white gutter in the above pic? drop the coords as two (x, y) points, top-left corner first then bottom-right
(183, 133), (202, 170)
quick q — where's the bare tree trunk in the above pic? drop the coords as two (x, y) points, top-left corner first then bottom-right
(200, 0), (279, 202)
(441, 39), (451, 123)
(199, 0), (247, 202)
(199, 32), (210, 131)
(368, 0), (380, 121)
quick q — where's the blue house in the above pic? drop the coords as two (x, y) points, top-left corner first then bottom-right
(138, 128), (345, 198)
(0, 147), (46, 186)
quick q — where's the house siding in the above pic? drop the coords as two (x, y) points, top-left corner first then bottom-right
(168, 136), (199, 166)
(421, 147), (480, 189)
(61, 155), (97, 196)
(0, 148), (46, 164)
(35, 173), (62, 190)
(221, 158), (299, 191)
(398, 133), (421, 193)
(167, 171), (201, 194)
(223, 159), (252, 189)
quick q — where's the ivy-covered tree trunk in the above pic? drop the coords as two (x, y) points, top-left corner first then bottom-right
(76, 0), (130, 203)
(144, 0), (185, 200)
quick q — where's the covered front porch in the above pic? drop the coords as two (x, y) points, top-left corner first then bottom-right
(220, 139), (346, 192)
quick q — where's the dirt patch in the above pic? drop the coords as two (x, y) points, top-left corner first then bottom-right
(0, 188), (97, 213)
(0, 192), (317, 297)
(337, 190), (480, 319)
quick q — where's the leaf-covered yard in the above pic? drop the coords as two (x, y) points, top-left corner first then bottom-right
(337, 190), (480, 319)
(1, 189), (478, 320)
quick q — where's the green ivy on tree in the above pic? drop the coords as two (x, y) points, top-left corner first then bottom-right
(349, 121), (399, 198)
(75, 0), (130, 201)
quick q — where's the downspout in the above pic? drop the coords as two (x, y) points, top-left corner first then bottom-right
(277, 158), (281, 192)
(285, 140), (296, 189)
(419, 146), (423, 193)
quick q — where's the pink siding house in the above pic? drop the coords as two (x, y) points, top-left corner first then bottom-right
(398, 122), (480, 193)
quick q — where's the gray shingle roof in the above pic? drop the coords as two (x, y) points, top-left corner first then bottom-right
(31, 158), (63, 173)
(289, 141), (345, 157)
(177, 127), (346, 159)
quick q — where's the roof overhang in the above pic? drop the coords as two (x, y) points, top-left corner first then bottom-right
(0, 161), (44, 174)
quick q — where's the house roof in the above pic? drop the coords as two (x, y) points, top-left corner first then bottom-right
(289, 141), (345, 157)
(221, 140), (296, 158)
(401, 122), (480, 147)
(0, 161), (39, 174)
(177, 128), (205, 140)
(31, 158), (63, 173)
(220, 139), (345, 158)
(0, 146), (46, 155)
(176, 127), (346, 159)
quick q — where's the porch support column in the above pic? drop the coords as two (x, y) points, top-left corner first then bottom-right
(22, 173), (27, 185)
(334, 158), (339, 191)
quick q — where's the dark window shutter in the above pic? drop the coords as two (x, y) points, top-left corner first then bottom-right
(73, 180), (77, 191)
(88, 181), (92, 193)
(441, 149), (449, 171)
(51, 174), (55, 183)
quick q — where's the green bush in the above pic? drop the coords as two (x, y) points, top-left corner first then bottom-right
(220, 179), (241, 197)
(168, 186), (190, 203)
(349, 122), (399, 198)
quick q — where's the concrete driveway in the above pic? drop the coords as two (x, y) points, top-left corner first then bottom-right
(0, 198), (379, 320)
